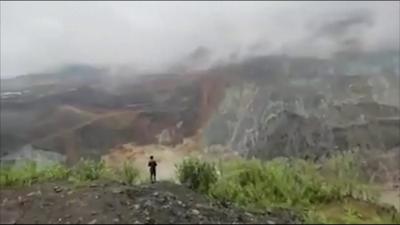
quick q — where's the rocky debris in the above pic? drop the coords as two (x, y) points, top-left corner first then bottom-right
(88, 219), (97, 224)
(53, 186), (63, 193)
(0, 181), (301, 224)
(26, 191), (41, 197)
(191, 209), (200, 216)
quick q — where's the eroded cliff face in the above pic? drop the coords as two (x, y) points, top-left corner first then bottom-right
(201, 55), (400, 160)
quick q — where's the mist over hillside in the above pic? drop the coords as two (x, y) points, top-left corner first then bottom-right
(1, 2), (399, 222)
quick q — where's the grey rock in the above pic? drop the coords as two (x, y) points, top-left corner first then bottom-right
(88, 219), (97, 224)
(106, 202), (114, 209)
(168, 193), (177, 200)
(1, 198), (8, 206)
(171, 209), (182, 217)
(161, 205), (170, 210)
(17, 196), (23, 204)
(191, 209), (200, 216)
(27, 191), (41, 197)
(244, 212), (254, 218)
(65, 215), (72, 219)
(237, 214), (245, 222)
(144, 200), (153, 208)
(161, 196), (168, 203)
(111, 188), (124, 194)
(195, 203), (207, 209)
(53, 186), (63, 193)
(145, 217), (155, 224)
(76, 218), (83, 224)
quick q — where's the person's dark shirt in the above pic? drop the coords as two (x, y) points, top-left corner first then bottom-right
(148, 160), (157, 171)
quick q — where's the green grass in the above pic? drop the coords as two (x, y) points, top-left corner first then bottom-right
(117, 161), (141, 185)
(307, 199), (400, 224)
(1, 152), (398, 224)
(176, 157), (218, 193)
(174, 152), (398, 224)
(0, 159), (141, 187)
(68, 159), (106, 184)
(0, 161), (70, 187)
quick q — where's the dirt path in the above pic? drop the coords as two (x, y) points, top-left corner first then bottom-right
(102, 139), (201, 182)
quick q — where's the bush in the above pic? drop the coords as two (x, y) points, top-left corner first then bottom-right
(174, 153), (373, 210)
(176, 157), (218, 193)
(118, 161), (140, 185)
(208, 155), (374, 210)
(70, 159), (106, 182)
(41, 163), (70, 181)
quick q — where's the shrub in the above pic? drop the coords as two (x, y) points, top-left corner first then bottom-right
(70, 159), (106, 182)
(41, 163), (70, 181)
(208, 155), (374, 210)
(118, 161), (140, 185)
(176, 157), (218, 193)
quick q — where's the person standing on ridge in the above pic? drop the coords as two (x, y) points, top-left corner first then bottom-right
(148, 155), (157, 183)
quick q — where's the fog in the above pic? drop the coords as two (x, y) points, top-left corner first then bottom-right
(1, 1), (399, 78)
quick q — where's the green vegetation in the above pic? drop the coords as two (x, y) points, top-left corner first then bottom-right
(176, 157), (218, 193)
(69, 159), (106, 183)
(0, 159), (140, 187)
(1, 152), (398, 224)
(117, 161), (141, 185)
(175, 152), (399, 224)
(0, 161), (70, 187)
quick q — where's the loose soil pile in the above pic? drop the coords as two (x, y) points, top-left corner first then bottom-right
(0, 181), (300, 224)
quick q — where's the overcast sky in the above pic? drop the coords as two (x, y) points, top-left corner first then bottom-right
(1, 1), (399, 78)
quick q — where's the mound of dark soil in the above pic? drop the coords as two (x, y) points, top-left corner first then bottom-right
(0, 181), (300, 224)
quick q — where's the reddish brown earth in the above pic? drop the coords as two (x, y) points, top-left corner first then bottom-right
(0, 70), (230, 164)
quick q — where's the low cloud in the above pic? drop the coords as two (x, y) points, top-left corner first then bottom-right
(1, 1), (399, 78)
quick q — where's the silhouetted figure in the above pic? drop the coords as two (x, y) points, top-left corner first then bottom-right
(148, 155), (157, 183)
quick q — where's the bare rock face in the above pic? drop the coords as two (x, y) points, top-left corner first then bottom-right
(202, 56), (400, 160)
